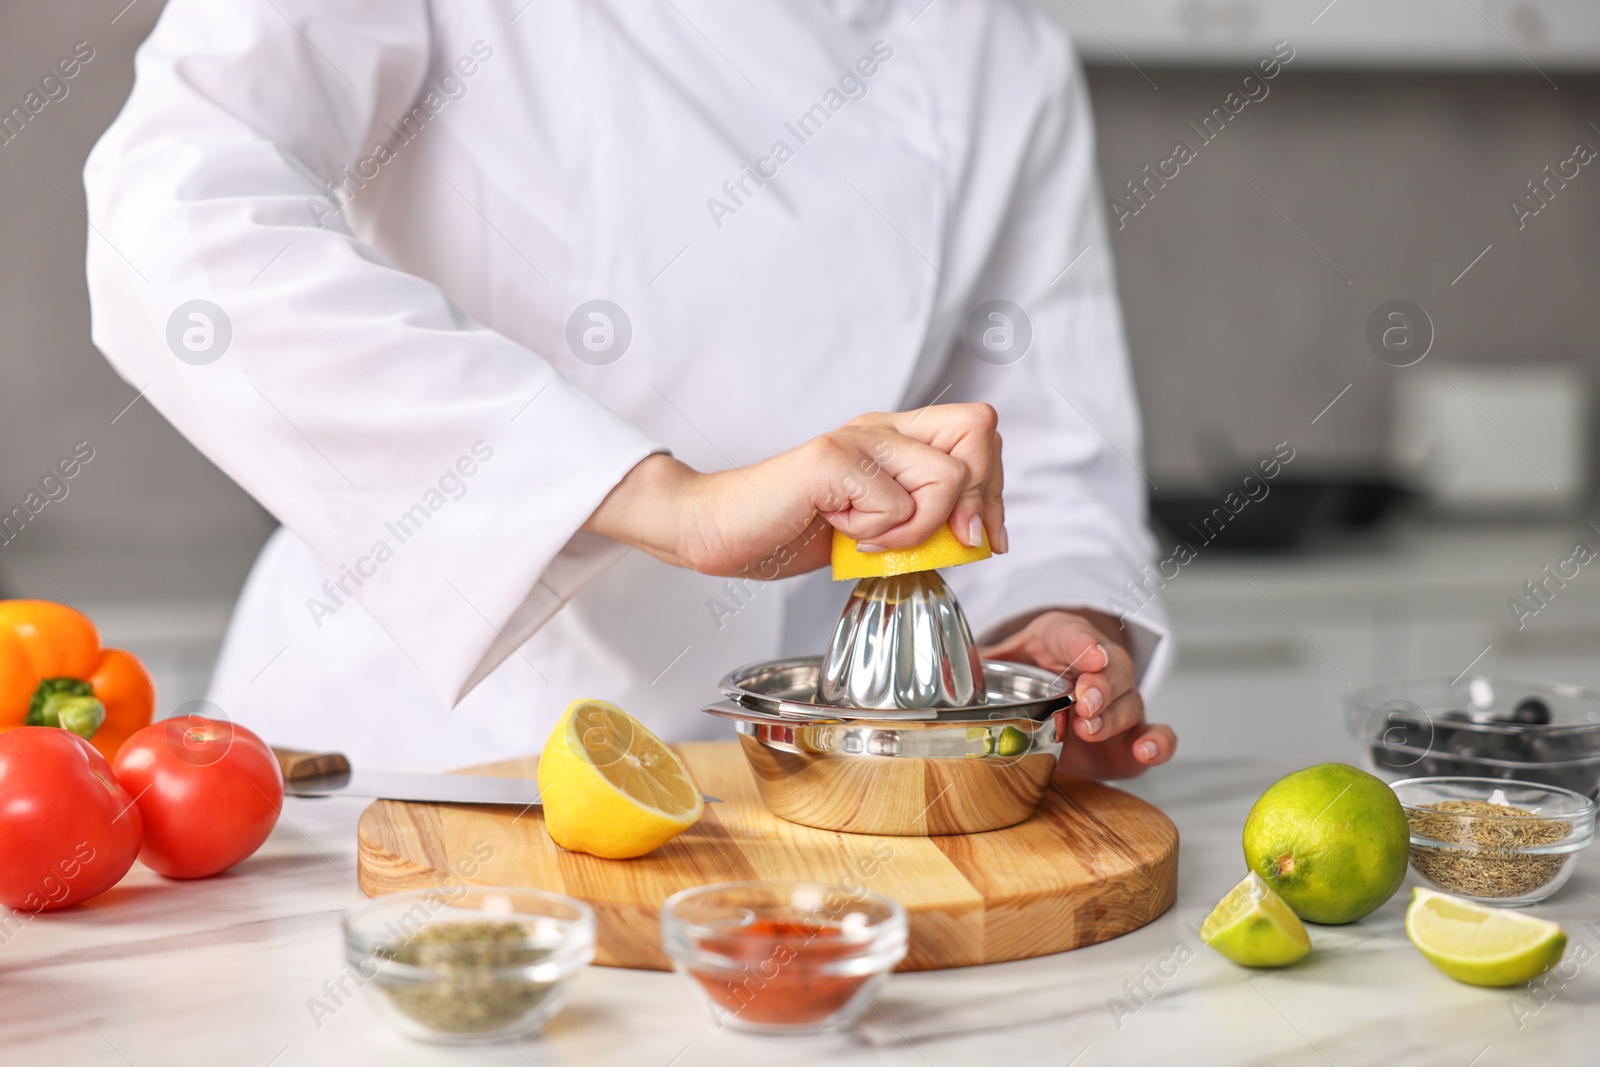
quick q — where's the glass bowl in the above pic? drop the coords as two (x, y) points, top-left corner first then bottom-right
(1345, 676), (1600, 798)
(660, 880), (908, 1035)
(344, 885), (594, 1043)
(1391, 777), (1596, 905)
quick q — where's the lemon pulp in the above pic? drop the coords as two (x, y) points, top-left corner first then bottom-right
(537, 699), (703, 859)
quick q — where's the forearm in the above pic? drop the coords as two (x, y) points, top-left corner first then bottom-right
(580, 453), (698, 569)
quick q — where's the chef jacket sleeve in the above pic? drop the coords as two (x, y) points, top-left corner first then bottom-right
(83, 0), (666, 705)
(933, 26), (1173, 694)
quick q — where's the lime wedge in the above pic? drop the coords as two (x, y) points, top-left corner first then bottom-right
(1405, 888), (1567, 987)
(1201, 872), (1313, 967)
(995, 725), (1029, 757)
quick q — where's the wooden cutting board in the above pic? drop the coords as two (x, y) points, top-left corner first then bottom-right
(356, 741), (1178, 971)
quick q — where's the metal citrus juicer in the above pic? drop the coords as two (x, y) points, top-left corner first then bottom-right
(818, 570), (984, 711)
(704, 561), (1076, 835)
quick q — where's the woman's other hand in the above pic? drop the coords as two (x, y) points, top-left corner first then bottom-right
(981, 609), (1176, 779)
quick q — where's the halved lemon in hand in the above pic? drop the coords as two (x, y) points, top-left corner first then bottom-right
(1405, 887), (1567, 987)
(831, 524), (991, 581)
(537, 699), (704, 859)
(1200, 871), (1313, 967)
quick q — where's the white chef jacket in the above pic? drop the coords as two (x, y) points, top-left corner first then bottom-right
(85, 0), (1171, 770)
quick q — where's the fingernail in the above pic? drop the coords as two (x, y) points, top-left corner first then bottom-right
(857, 543), (885, 553)
(1080, 687), (1104, 714)
(1097, 643), (1109, 667)
(1137, 739), (1159, 761)
(1083, 715), (1103, 736)
(967, 515), (984, 548)
(995, 523), (1009, 553)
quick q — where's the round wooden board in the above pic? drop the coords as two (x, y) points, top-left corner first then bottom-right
(356, 741), (1178, 971)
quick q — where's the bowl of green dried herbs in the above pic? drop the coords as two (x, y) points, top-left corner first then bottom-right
(344, 885), (595, 1043)
(1392, 777), (1595, 906)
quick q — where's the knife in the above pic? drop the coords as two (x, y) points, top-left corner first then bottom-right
(272, 748), (718, 806)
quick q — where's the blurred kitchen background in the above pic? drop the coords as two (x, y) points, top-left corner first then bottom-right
(3, 0), (1599, 763)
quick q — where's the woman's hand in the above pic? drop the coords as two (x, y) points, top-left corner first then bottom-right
(981, 609), (1176, 779)
(583, 404), (1007, 578)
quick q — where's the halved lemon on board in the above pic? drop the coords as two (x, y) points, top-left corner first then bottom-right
(1200, 871), (1313, 967)
(1405, 887), (1567, 987)
(537, 699), (704, 859)
(831, 524), (991, 581)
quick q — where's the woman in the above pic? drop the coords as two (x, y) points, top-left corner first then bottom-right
(85, 0), (1175, 775)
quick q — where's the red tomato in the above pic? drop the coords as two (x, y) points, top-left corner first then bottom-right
(0, 727), (143, 911)
(112, 716), (284, 879)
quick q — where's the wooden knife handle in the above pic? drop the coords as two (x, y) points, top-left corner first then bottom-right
(272, 747), (351, 781)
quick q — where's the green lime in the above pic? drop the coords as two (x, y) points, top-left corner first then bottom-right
(1242, 763), (1409, 924)
(1406, 888), (1567, 987)
(1201, 872), (1313, 967)
(964, 727), (995, 758)
(994, 725), (1029, 757)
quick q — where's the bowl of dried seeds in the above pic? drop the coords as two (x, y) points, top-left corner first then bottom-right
(1392, 777), (1595, 906)
(344, 885), (595, 1043)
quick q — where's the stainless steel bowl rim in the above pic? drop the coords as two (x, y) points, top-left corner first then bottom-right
(718, 655), (1073, 722)
(702, 699), (1060, 732)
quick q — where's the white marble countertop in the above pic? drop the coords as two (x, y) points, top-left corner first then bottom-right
(5, 757), (1596, 1067)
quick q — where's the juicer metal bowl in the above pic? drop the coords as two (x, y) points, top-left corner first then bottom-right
(720, 656), (1071, 722)
(705, 656), (1074, 835)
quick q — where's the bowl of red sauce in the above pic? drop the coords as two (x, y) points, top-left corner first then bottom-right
(660, 880), (908, 1034)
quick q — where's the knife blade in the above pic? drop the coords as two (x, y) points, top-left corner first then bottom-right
(271, 747), (718, 806)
